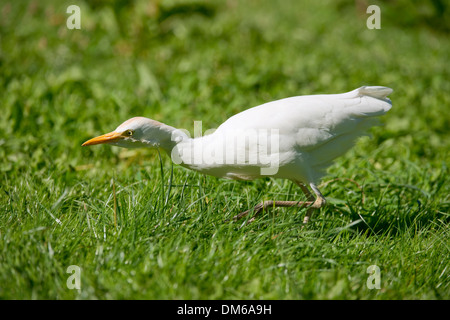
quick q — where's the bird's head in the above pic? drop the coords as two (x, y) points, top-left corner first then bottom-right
(82, 117), (180, 150)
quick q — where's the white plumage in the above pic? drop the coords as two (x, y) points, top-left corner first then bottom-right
(83, 86), (393, 223)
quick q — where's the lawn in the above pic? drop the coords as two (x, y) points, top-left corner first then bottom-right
(0, 0), (448, 299)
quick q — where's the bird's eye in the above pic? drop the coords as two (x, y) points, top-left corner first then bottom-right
(125, 130), (133, 136)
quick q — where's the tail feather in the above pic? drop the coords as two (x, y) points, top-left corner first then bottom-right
(345, 86), (393, 117)
(357, 86), (393, 100)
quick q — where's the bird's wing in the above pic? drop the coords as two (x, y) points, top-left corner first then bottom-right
(214, 86), (392, 174)
(185, 87), (392, 182)
(215, 86), (392, 148)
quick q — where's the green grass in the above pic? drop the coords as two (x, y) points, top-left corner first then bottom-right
(0, 0), (449, 299)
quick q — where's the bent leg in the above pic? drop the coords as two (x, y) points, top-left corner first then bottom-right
(231, 181), (326, 223)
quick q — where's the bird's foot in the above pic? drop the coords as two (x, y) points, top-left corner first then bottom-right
(229, 200), (313, 225)
(224, 203), (264, 224)
(231, 203), (265, 224)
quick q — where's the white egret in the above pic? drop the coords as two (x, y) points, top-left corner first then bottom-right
(82, 86), (393, 223)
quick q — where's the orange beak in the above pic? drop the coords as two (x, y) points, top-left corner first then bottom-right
(82, 131), (124, 146)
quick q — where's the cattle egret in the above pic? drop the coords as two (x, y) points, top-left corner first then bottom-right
(83, 86), (393, 223)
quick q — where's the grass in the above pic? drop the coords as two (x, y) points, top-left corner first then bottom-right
(0, 0), (449, 299)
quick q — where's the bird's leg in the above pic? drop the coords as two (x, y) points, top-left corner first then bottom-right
(301, 182), (326, 224)
(231, 181), (325, 223)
